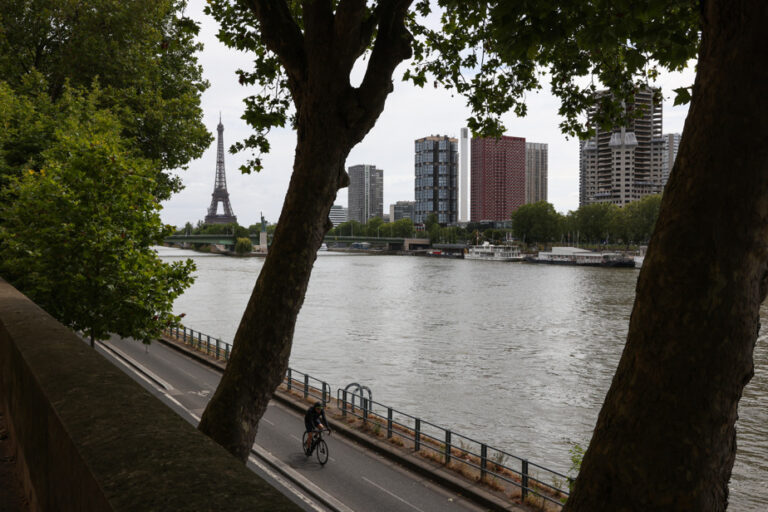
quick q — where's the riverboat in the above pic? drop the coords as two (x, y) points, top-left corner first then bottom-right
(465, 242), (524, 262)
(526, 247), (635, 267)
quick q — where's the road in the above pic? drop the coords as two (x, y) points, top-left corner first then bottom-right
(96, 335), (492, 512)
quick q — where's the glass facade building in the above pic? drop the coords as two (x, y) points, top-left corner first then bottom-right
(414, 135), (458, 225)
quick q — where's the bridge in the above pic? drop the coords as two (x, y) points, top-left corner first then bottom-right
(164, 234), (431, 251)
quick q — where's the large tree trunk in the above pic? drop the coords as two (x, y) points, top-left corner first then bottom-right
(198, 0), (413, 462)
(197, 107), (350, 461)
(564, 1), (768, 510)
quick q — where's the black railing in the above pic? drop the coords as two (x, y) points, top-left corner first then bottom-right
(335, 390), (570, 508)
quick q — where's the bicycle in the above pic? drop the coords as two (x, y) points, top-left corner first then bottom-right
(302, 428), (330, 465)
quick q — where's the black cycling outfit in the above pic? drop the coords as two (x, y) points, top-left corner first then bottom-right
(304, 404), (328, 433)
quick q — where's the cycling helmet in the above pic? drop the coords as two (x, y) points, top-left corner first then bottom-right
(314, 401), (323, 408)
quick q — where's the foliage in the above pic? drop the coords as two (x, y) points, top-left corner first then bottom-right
(235, 237), (253, 254)
(568, 443), (585, 492)
(0, 0), (211, 196)
(511, 201), (562, 243)
(0, 91), (195, 346)
(409, 0), (699, 138)
(621, 194), (662, 243)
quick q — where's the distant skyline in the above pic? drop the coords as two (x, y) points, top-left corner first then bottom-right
(161, 0), (696, 228)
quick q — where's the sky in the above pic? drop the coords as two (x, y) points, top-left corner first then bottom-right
(160, 1), (697, 228)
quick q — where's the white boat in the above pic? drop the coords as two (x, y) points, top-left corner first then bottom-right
(633, 255), (644, 268)
(319, 243), (328, 251)
(465, 242), (524, 262)
(526, 247), (634, 267)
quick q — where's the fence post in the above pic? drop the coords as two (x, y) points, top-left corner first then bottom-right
(303, 374), (309, 399)
(215, 338), (220, 359)
(224, 344), (230, 361)
(322, 383), (328, 406)
(287, 368), (292, 391)
(415, 419), (421, 452)
(206, 335), (211, 355)
(480, 444), (488, 481)
(342, 390), (347, 418)
(522, 459), (529, 501)
(362, 398), (368, 425)
(445, 430), (451, 465)
(182, 327), (187, 342)
(199, 332), (203, 351)
(387, 408), (393, 439)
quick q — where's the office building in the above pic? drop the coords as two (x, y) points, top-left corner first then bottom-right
(579, 88), (664, 207)
(389, 201), (415, 222)
(525, 142), (548, 204)
(470, 135), (526, 222)
(414, 135), (458, 225)
(328, 205), (348, 227)
(348, 164), (383, 223)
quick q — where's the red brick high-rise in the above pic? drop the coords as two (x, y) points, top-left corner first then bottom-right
(470, 136), (526, 222)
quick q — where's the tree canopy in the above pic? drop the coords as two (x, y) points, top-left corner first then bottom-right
(0, 86), (195, 347)
(0, 0), (211, 197)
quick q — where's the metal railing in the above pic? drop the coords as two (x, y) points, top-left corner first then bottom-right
(163, 325), (569, 508)
(163, 325), (333, 405)
(336, 390), (570, 508)
(165, 325), (231, 361)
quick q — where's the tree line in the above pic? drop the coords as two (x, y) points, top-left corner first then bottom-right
(327, 195), (661, 248)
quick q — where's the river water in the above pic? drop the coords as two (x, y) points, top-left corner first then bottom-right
(157, 246), (767, 510)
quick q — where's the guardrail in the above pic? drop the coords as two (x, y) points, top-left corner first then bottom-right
(336, 390), (570, 508)
(163, 326), (332, 406)
(163, 325), (570, 508)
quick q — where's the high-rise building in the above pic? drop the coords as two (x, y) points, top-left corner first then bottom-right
(414, 135), (458, 225)
(389, 201), (415, 222)
(459, 128), (470, 223)
(661, 133), (682, 189)
(470, 135), (526, 222)
(579, 88), (664, 207)
(347, 164), (383, 223)
(525, 142), (548, 204)
(328, 204), (348, 227)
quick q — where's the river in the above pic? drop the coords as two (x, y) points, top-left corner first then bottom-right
(157, 246), (767, 510)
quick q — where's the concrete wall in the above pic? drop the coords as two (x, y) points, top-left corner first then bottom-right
(0, 279), (300, 512)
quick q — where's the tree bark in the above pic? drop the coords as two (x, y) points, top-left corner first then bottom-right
(564, 1), (768, 510)
(198, 0), (413, 462)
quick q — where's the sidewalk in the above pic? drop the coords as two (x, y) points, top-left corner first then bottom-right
(0, 409), (29, 512)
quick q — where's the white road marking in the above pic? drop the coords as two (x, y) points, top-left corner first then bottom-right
(98, 341), (174, 391)
(248, 455), (329, 512)
(263, 418), (275, 426)
(362, 476), (427, 512)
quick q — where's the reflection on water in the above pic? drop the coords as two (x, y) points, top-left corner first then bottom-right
(158, 246), (767, 510)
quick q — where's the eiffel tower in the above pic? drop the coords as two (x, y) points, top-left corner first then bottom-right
(204, 114), (237, 225)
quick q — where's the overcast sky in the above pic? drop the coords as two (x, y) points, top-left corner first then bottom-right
(160, 1), (697, 228)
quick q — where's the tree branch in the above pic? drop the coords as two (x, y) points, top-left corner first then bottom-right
(334, 0), (378, 69)
(246, 0), (307, 85)
(351, 0), (413, 135)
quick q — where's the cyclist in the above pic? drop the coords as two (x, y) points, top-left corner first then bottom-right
(304, 401), (329, 454)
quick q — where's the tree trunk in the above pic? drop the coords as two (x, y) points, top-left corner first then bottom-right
(564, 1), (768, 510)
(197, 111), (349, 461)
(197, 1), (412, 462)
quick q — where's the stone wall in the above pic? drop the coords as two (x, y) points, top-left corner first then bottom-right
(0, 279), (299, 512)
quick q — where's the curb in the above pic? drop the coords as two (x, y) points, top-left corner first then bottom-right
(156, 335), (528, 512)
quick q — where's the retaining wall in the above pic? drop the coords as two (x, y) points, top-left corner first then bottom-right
(0, 278), (299, 511)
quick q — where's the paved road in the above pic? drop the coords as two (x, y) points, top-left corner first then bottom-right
(96, 335), (491, 512)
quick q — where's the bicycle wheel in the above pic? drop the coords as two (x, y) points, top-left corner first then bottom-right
(315, 439), (329, 465)
(302, 432), (311, 456)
